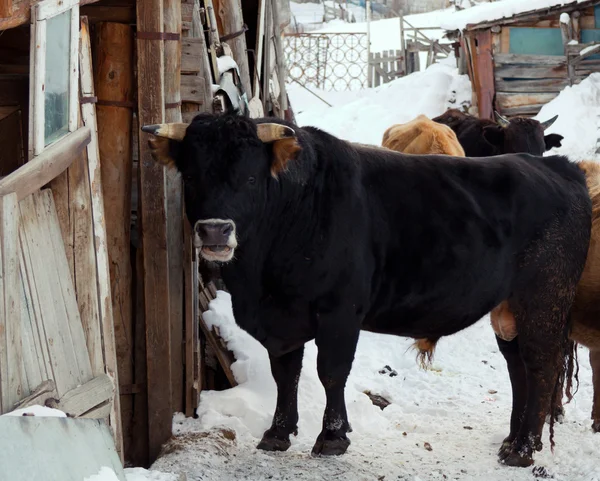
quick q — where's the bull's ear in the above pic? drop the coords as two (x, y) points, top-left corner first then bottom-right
(141, 123), (188, 169)
(544, 133), (563, 150)
(255, 123), (302, 178)
(271, 137), (302, 179)
(482, 124), (504, 147)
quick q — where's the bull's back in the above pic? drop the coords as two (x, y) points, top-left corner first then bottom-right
(359, 151), (589, 338)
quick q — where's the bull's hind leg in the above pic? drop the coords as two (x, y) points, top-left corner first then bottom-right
(257, 346), (305, 452)
(591, 350), (600, 433)
(496, 336), (528, 449)
(311, 317), (360, 457)
(498, 298), (569, 467)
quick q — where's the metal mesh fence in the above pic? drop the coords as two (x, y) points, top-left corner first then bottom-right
(283, 33), (368, 92)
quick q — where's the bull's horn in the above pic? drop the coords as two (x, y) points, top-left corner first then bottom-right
(257, 123), (296, 143)
(540, 114), (559, 130)
(141, 123), (188, 140)
(494, 111), (510, 128)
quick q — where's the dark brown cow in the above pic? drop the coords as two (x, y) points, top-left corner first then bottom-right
(433, 109), (563, 157)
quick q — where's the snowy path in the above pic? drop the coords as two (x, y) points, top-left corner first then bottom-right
(151, 293), (600, 481)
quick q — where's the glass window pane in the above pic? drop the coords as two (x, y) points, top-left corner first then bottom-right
(44, 11), (71, 146)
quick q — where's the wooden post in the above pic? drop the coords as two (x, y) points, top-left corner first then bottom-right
(79, 16), (124, 460)
(572, 11), (581, 44)
(0, 192), (22, 414)
(263, 0), (272, 113)
(136, 0), (173, 462)
(164, 0), (185, 415)
(214, 0), (252, 97)
(94, 21), (135, 461)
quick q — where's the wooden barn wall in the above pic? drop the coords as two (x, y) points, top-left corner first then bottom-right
(483, 6), (600, 117)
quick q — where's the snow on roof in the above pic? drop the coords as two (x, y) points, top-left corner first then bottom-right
(441, 0), (593, 31)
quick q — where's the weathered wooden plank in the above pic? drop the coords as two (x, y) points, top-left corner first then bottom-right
(93, 20), (134, 459)
(80, 5), (136, 24)
(18, 211), (51, 384)
(0, 128), (91, 201)
(495, 78), (569, 93)
(164, 0), (185, 416)
(181, 38), (202, 74)
(71, 128), (105, 378)
(494, 53), (567, 66)
(40, 191), (94, 385)
(0, 0), (13, 17)
(181, 75), (206, 104)
(496, 92), (559, 110)
(81, 401), (113, 419)
(0, 192), (23, 413)
(499, 104), (546, 116)
(19, 194), (82, 397)
(476, 30), (494, 120)
(54, 374), (114, 417)
(12, 380), (57, 411)
(18, 256), (42, 396)
(137, 0), (173, 461)
(495, 64), (568, 79)
(183, 218), (194, 417)
(80, 16), (124, 460)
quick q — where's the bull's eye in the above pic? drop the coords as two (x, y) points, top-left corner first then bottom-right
(248, 176), (256, 185)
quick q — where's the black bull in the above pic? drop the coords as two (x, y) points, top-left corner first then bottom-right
(142, 114), (591, 467)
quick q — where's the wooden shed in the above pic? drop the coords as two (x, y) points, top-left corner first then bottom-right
(1, 0), (292, 469)
(443, 0), (600, 118)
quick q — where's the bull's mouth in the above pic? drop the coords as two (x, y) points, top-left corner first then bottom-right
(200, 245), (234, 262)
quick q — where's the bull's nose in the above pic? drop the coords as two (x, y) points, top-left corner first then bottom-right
(196, 222), (234, 245)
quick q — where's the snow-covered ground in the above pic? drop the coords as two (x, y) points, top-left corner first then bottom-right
(289, 1), (451, 52)
(288, 58), (472, 145)
(150, 292), (600, 481)
(536, 73), (600, 161)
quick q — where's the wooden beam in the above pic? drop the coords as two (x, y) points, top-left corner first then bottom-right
(495, 78), (569, 93)
(475, 30), (495, 121)
(93, 20), (134, 461)
(0, 0), (13, 20)
(164, 0), (184, 417)
(79, 16), (124, 461)
(12, 380), (57, 411)
(0, 192), (22, 414)
(53, 374), (114, 417)
(214, 0), (252, 96)
(183, 218), (195, 417)
(0, 127), (91, 201)
(136, 0), (173, 462)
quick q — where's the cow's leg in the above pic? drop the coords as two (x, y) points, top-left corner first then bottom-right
(591, 349), (600, 433)
(257, 346), (305, 452)
(496, 336), (527, 453)
(498, 301), (568, 467)
(311, 320), (360, 457)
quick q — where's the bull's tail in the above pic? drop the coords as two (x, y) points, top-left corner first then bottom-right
(549, 321), (579, 452)
(411, 338), (439, 370)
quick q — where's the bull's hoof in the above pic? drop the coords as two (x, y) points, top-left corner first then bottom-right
(498, 441), (534, 467)
(257, 429), (292, 452)
(592, 420), (600, 433)
(311, 433), (350, 457)
(499, 450), (534, 468)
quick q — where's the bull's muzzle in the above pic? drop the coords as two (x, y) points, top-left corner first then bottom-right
(194, 219), (237, 262)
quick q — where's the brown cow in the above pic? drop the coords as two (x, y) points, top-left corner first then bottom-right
(382, 114), (465, 156)
(552, 160), (600, 432)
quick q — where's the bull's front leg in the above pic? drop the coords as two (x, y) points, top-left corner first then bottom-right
(257, 346), (305, 451)
(591, 349), (600, 433)
(311, 312), (360, 457)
